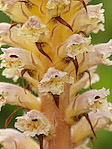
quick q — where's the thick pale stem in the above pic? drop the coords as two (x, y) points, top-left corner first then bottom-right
(40, 84), (73, 149)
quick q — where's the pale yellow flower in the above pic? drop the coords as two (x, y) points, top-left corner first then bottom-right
(71, 3), (104, 33)
(46, 0), (70, 17)
(15, 109), (53, 137)
(18, 16), (49, 42)
(38, 67), (74, 95)
(66, 34), (94, 58)
(66, 88), (110, 124)
(71, 111), (112, 146)
(0, 83), (41, 111)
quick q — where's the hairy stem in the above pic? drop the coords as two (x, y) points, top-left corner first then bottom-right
(40, 84), (73, 149)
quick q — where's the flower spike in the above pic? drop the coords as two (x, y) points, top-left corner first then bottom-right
(0, 0), (111, 148)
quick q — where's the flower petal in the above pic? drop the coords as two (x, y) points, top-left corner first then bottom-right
(0, 0), (32, 23)
(0, 83), (41, 111)
(0, 23), (40, 54)
(15, 109), (53, 137)
(66, 34), (94, 58)
(18, 16), (49, 42)
(0, 47), (43, 81)
(79, 40), (112, 73)
(70, 66), (99, 100)
(66, 88), (110, 124)
(71, 3), (104, 33)
(38, 67), (74, 95)
(46, 0), (70, 17)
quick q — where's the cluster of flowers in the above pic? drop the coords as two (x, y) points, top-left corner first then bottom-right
(0, 0), (112, 148)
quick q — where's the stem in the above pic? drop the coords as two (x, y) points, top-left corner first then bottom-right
(39, 84), (73, 149)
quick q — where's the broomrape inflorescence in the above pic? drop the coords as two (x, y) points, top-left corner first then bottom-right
(0, 0), (112, 149)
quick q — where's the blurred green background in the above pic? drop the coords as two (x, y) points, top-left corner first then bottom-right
(0, 0), (112, 148)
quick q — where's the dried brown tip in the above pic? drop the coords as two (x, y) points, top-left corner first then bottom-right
(5, 107), (21, 128)
(85, 70), (92, 89)
(35, 42), (52, 62)
(78, 0), (88, 13)
(72, 113), (97, 138)
(9, 23), (18, 30)
(53, 94), (59, 108)
(36, 134), (44, 149)
(26, 82), (31, 91)
(83, 113), (97, 138)
(49, 92), (59, 108)
(54, 16), (73, 32)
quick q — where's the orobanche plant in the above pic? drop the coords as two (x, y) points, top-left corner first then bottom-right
(0, 0), (112, 149)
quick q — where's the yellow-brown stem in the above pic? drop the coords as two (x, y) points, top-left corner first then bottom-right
(40, 84), (73, 149)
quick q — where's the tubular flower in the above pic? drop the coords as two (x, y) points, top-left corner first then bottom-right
(46, 0), (70, 17)
(79, 40), (112, 73)
(15, 109), (53, 137)
(0, 128), (39, 149)
(0, 0), (111, 149)
(0, 23), (38, 51)
(66, 34), (94, 58)
(66, 88), (110, 124)
(18, 16), (49, 42)
(0, 0), (33, 23)
(74, 88), (110, 113)
(0, 47), (42, 81)
(0, 83), (41, 110)
(71, 3), (104, 33)
(71, 111), (112, 146)
(38, 67), (74, 95)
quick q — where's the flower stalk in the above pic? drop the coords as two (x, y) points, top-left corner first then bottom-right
(0, 0), (112, 149)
